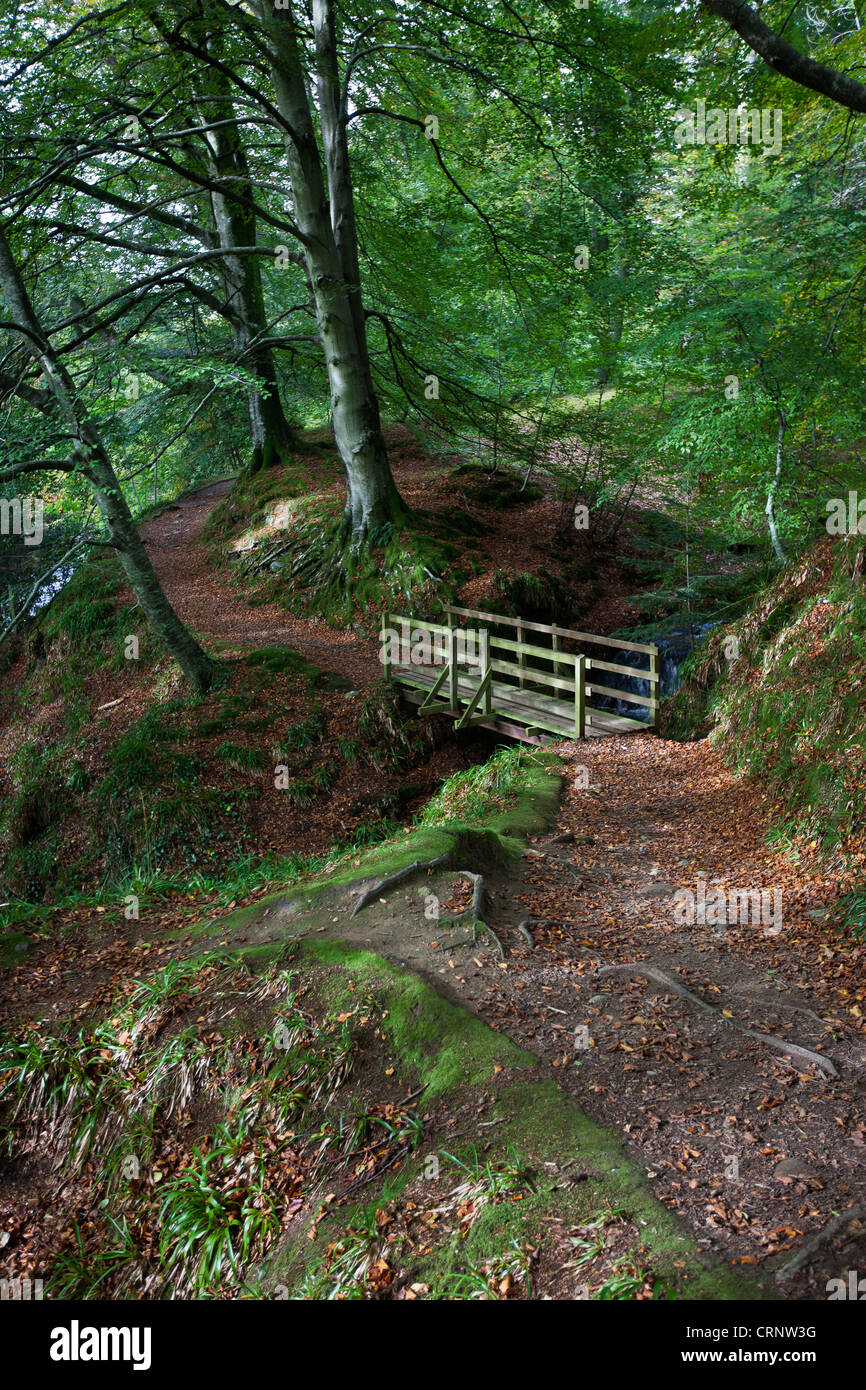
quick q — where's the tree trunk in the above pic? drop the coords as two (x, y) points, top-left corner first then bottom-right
(0, 228), (217, 693)
(86, 446), (217, 691)
(766, 417), (788, 565)
(196, 63), (297, 475)
(256, 0), (407, 543)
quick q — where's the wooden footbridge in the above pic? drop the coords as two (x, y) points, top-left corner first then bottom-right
(381, 604), (660, 745)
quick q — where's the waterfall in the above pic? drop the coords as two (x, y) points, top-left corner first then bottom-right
(590, 622), (718, 722)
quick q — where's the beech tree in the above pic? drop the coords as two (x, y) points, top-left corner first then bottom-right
(5, 6), (304, 481)
(700, 0), (866, 113)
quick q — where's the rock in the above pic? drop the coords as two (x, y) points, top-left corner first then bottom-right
(774, 1157), (814, 1179)
(266, 502), (293, 528)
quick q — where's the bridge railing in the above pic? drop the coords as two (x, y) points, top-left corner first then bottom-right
(443, 605), (660, 732)
(380, 606), (659, 739)
(381, 612), (497, 730)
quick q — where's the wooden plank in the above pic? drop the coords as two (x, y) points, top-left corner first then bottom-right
(457, 669), (492, 729)
(394, 667), (575, 721)
(420, 662), (450, 711)
(381, 614), (391, 681)
(444, 603), (658, 655)
(490, 633), (580, 666)
(585, 681), (659, 709)
(391, 662), (652, 739)
(489, 705), (570, 737)
(575, 654), (586, 740)
(587, 706), (648, 730)
(389, 612), (454, 638)
(398, 687), (644, 744)
(390, 669), (567, 727)
(649, 647), (660, 732)
(489, 658), (575, 695)
(588, 657), (651, 679)
(447, 627), (457, 709)
(494, 686), (575, 720)
(552, 629), (564, 679)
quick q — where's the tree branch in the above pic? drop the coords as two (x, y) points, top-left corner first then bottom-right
(701, 0), (866, 111)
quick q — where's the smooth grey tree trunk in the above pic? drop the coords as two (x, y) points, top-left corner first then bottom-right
(256, 0), (407, 543)
(194, 63), (297, 475)
(766, 418), (788, 565)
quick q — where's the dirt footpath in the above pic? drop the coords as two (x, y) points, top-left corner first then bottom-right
(226, 733), (866, 1298)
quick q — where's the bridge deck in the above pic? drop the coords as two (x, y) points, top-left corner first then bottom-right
(393, 664), (646, 744)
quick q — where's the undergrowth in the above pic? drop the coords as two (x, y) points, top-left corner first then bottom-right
(663, 537), (866, 866)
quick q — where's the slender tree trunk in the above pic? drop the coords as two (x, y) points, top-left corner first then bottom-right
(197, 64), (297, 475)
(88, 446), (218, 691)
(0, 229), (217, 692)
(257, 0), (407, 543)
(766, 417), (788, 565)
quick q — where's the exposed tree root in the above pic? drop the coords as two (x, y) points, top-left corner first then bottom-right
(597, 962), (839, 1079)
(729, 987), (828, 1032)
(440, 871), (506, 958)
(350, 855), (509, 956)
(517, 920), (536, 950)
(541, 831), (575, 847)
(516, 918), (564, 951)
(351, 853), (452, 917)
(774, 1203), (866, 1283)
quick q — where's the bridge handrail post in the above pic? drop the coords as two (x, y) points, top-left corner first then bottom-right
(649, 646), (660, 731)
(381, 612), (391, 682)
(574, 654), (586, 740)
(482, 629), (492, 715)
(552, 630), (563, 679)
(448, 624), (458, 712)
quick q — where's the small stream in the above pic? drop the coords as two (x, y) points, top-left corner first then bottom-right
(590, 621), (718, 723)
(1, 562), (79, 630)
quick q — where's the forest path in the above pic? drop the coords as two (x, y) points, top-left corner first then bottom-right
(139, 478), (381, 690)
(319, 734), (866, 1296)
(470, 736), (866, 1296)
(144, 478), (866, 1295)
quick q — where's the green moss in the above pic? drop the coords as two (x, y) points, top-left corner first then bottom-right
(243, 647), (316, 678)
(310, 941), (533, 1098)
(255, 945), (762, 1302)
(205, 463), (493, 627)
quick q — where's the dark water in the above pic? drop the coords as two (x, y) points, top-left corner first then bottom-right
(590, 622), (718, 722)
(1, 561), (78, 629)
